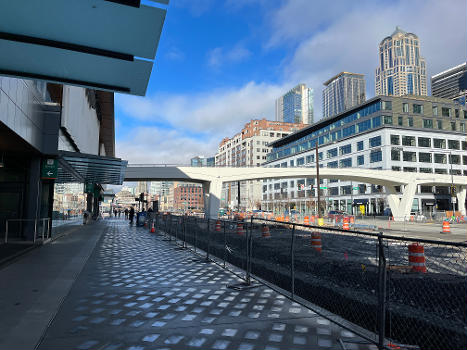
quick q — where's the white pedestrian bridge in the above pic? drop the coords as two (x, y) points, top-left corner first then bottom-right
(125, 165), (467, 221)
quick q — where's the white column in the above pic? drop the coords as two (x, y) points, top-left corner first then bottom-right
(397, 182), (417, 221)
(203, 180), (223, 219)
(457, 186), (466, 216)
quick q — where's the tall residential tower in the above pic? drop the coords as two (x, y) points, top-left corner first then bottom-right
(323, 72), (366, 118)
(431, 62), (467, 104)
(275, 84), (313, 124)
(375, 26), (427, 97)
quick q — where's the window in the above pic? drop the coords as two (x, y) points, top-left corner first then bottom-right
(327, 148), (338, 158)
(318, 152), (323, 160)
(391, 149), (400, 161)
(403, 103), (409, 113)
(403, 151), (416, 162)
(357, 140), (364, 151)
(357, 155), (364, 165)
(382, 101), (392, 110)
(398, 116), (403, 126)
(448, 140), (460, 150)
(449, 154), (460, 164)
(402, 136), (415, 146)
(290, 160), (294, 167)
(280, 162), (287, 168)
(455, 109), (459, 118)
(463, 155), (467, 165)
(419, 168), (432, 173)
(434, 154), (446, 164)
(369, 136), (381, 147)
(420, 185), (433, 193)
(423, 119), (433, 128)
(327, 161), (338, 168)
(442, 107), (451, 117)
(437, 120), (443, 129)
(450, 169), (462, 175)
(339, 144), (352, 155)
(403, 167), (417, 172)
(462, 141), (467, 150)
(460, 123), (465, 132)
(432, 106), (438, 116)
(392, 166), (401, 171)
(340, 158), (352, 168)
(390, 135), (400, 145)
(306, 155), (314, 163)
(383, 115), (393, 124)
(281, 182), (288, 188)
(450, 122), (456, 131)
(408, 117), (414, 127)
(274, 183), (280, 190)
(435, 169), (447, 174)
(433, 138), (446, 148)
(413, 104), (423, 113)
(297, 157), (305, 166)
(370, 150), (382, 163)
(418, 152), (432, 163)
(418, 137), (431, 147)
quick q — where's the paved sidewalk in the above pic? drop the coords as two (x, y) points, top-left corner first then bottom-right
(33, 219), (376, 350)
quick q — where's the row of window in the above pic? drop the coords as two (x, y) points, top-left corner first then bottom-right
(390, 135), (467, 150)
(391, 166), (465, 175)
(391, 151), (467, 165)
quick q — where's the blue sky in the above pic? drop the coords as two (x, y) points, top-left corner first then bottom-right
(114, 0), (466, 164)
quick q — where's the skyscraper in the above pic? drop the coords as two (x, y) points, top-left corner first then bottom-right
(275, 84), (313, 124)
(431, 62), (467, 104)
(375, 26), (427, 97)
(322, 72), (366, 118)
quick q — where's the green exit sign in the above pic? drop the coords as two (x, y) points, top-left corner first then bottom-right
(320, 187), (327, 189)
(353, 187), (359, 190)
(41, 158), (58, 179)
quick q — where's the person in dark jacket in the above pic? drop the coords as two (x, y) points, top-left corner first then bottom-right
(129, 207), (135, 225)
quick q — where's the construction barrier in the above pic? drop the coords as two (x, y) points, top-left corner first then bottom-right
(215, 220), (221, 232)
(343, 217), (350, 230)
(261, 224), (271, 238)
(303, 216), (309, 225)
(311, 232), (322, 252)
(442, 220), (450, 233)
(236, 222), (245, 236)
(408, 243), (426, 273)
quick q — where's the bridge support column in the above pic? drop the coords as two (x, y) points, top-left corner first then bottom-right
(203, 180), (222, 219)
(457, 186), (466, 216)
(386, 183), (417, 222)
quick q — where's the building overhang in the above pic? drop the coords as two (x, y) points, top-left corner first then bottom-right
(0, 0), (168, 96)
(57, 151), (128, 185)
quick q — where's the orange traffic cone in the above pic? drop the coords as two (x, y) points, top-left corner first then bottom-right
(261, 224), (271, 238)
(150, 222), (155, 233)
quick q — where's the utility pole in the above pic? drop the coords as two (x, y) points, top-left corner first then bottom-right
(315, 143), (320, 217)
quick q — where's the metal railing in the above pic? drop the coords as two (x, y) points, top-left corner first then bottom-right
(151, 213), (467, 350)
(5, 218), (51, 244)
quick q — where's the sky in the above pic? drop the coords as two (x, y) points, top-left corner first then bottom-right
(114, 0), (467, 165)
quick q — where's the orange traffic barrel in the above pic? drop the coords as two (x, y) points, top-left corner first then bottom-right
(311, 232), (322, 253)
(304, 216), (309, 225)
(285, 215), (289, 222)
(442, 220), (450, 233)
(408, 243), (426, 273)
(215, 220), (221, 232)
(349, 216), (355, 224)
(311, 215), (316, 224)
(236, 222), (245, 236)
(261, 224), (271, 238)
(343, 217), (350, 230)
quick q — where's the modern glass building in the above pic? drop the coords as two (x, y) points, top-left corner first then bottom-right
(275, 84), (314, 124)
(323, 72), (366, 118)
(431, 62), (467, 102)
(263, 95), (467, 216)
(375, 27), (427, 97)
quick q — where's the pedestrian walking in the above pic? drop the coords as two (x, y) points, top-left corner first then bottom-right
(114, 209), (117, 218)
(124, 208), (129, 219)
(129, 207), (135, 225)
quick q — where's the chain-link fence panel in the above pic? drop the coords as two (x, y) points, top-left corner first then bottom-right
(384, 237), (467, 350)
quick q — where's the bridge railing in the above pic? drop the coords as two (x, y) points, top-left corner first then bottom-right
(151, 213), (467, 350)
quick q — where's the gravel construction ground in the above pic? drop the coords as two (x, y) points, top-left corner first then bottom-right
(159, 216), (467, 350)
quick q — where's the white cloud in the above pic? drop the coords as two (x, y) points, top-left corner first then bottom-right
(165, 47), (185, 61)
(116, 127), (219, 164)
(207, 45), (252, 68)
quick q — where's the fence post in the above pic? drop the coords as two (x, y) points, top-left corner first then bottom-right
(377, 232), (387, 350)
(206, 218), (210, 261)
(194, 217), (197, 253)
(291, 223), (296, 299)
(223, 220), (226, 268)
(5, 220), (8, 243)
(183, 215), (187, 249)
(245, 216), (253, 285)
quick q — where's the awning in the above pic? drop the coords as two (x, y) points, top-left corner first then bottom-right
(0, 0), (167, 96)
(57, 151), (127, 185)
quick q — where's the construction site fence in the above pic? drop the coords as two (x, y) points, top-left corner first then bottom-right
(151, 213), (467, 350)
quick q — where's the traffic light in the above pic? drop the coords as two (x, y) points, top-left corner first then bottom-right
(451, 186), (457, 196)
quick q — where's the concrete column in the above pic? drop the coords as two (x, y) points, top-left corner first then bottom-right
(457, 186), (466, 216)
(203, 180), (223, 219)
(24, 157), (41, 240)
(397, 182), (417, 221)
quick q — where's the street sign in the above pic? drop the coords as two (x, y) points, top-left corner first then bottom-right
(353, 187), (359, 190)
(85, 183), (94, 194)
(41, 158), (58, 179)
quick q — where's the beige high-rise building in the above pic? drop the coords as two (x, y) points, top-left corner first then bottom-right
(375, 26), (427, 97)
(215, 118), (306, 210)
